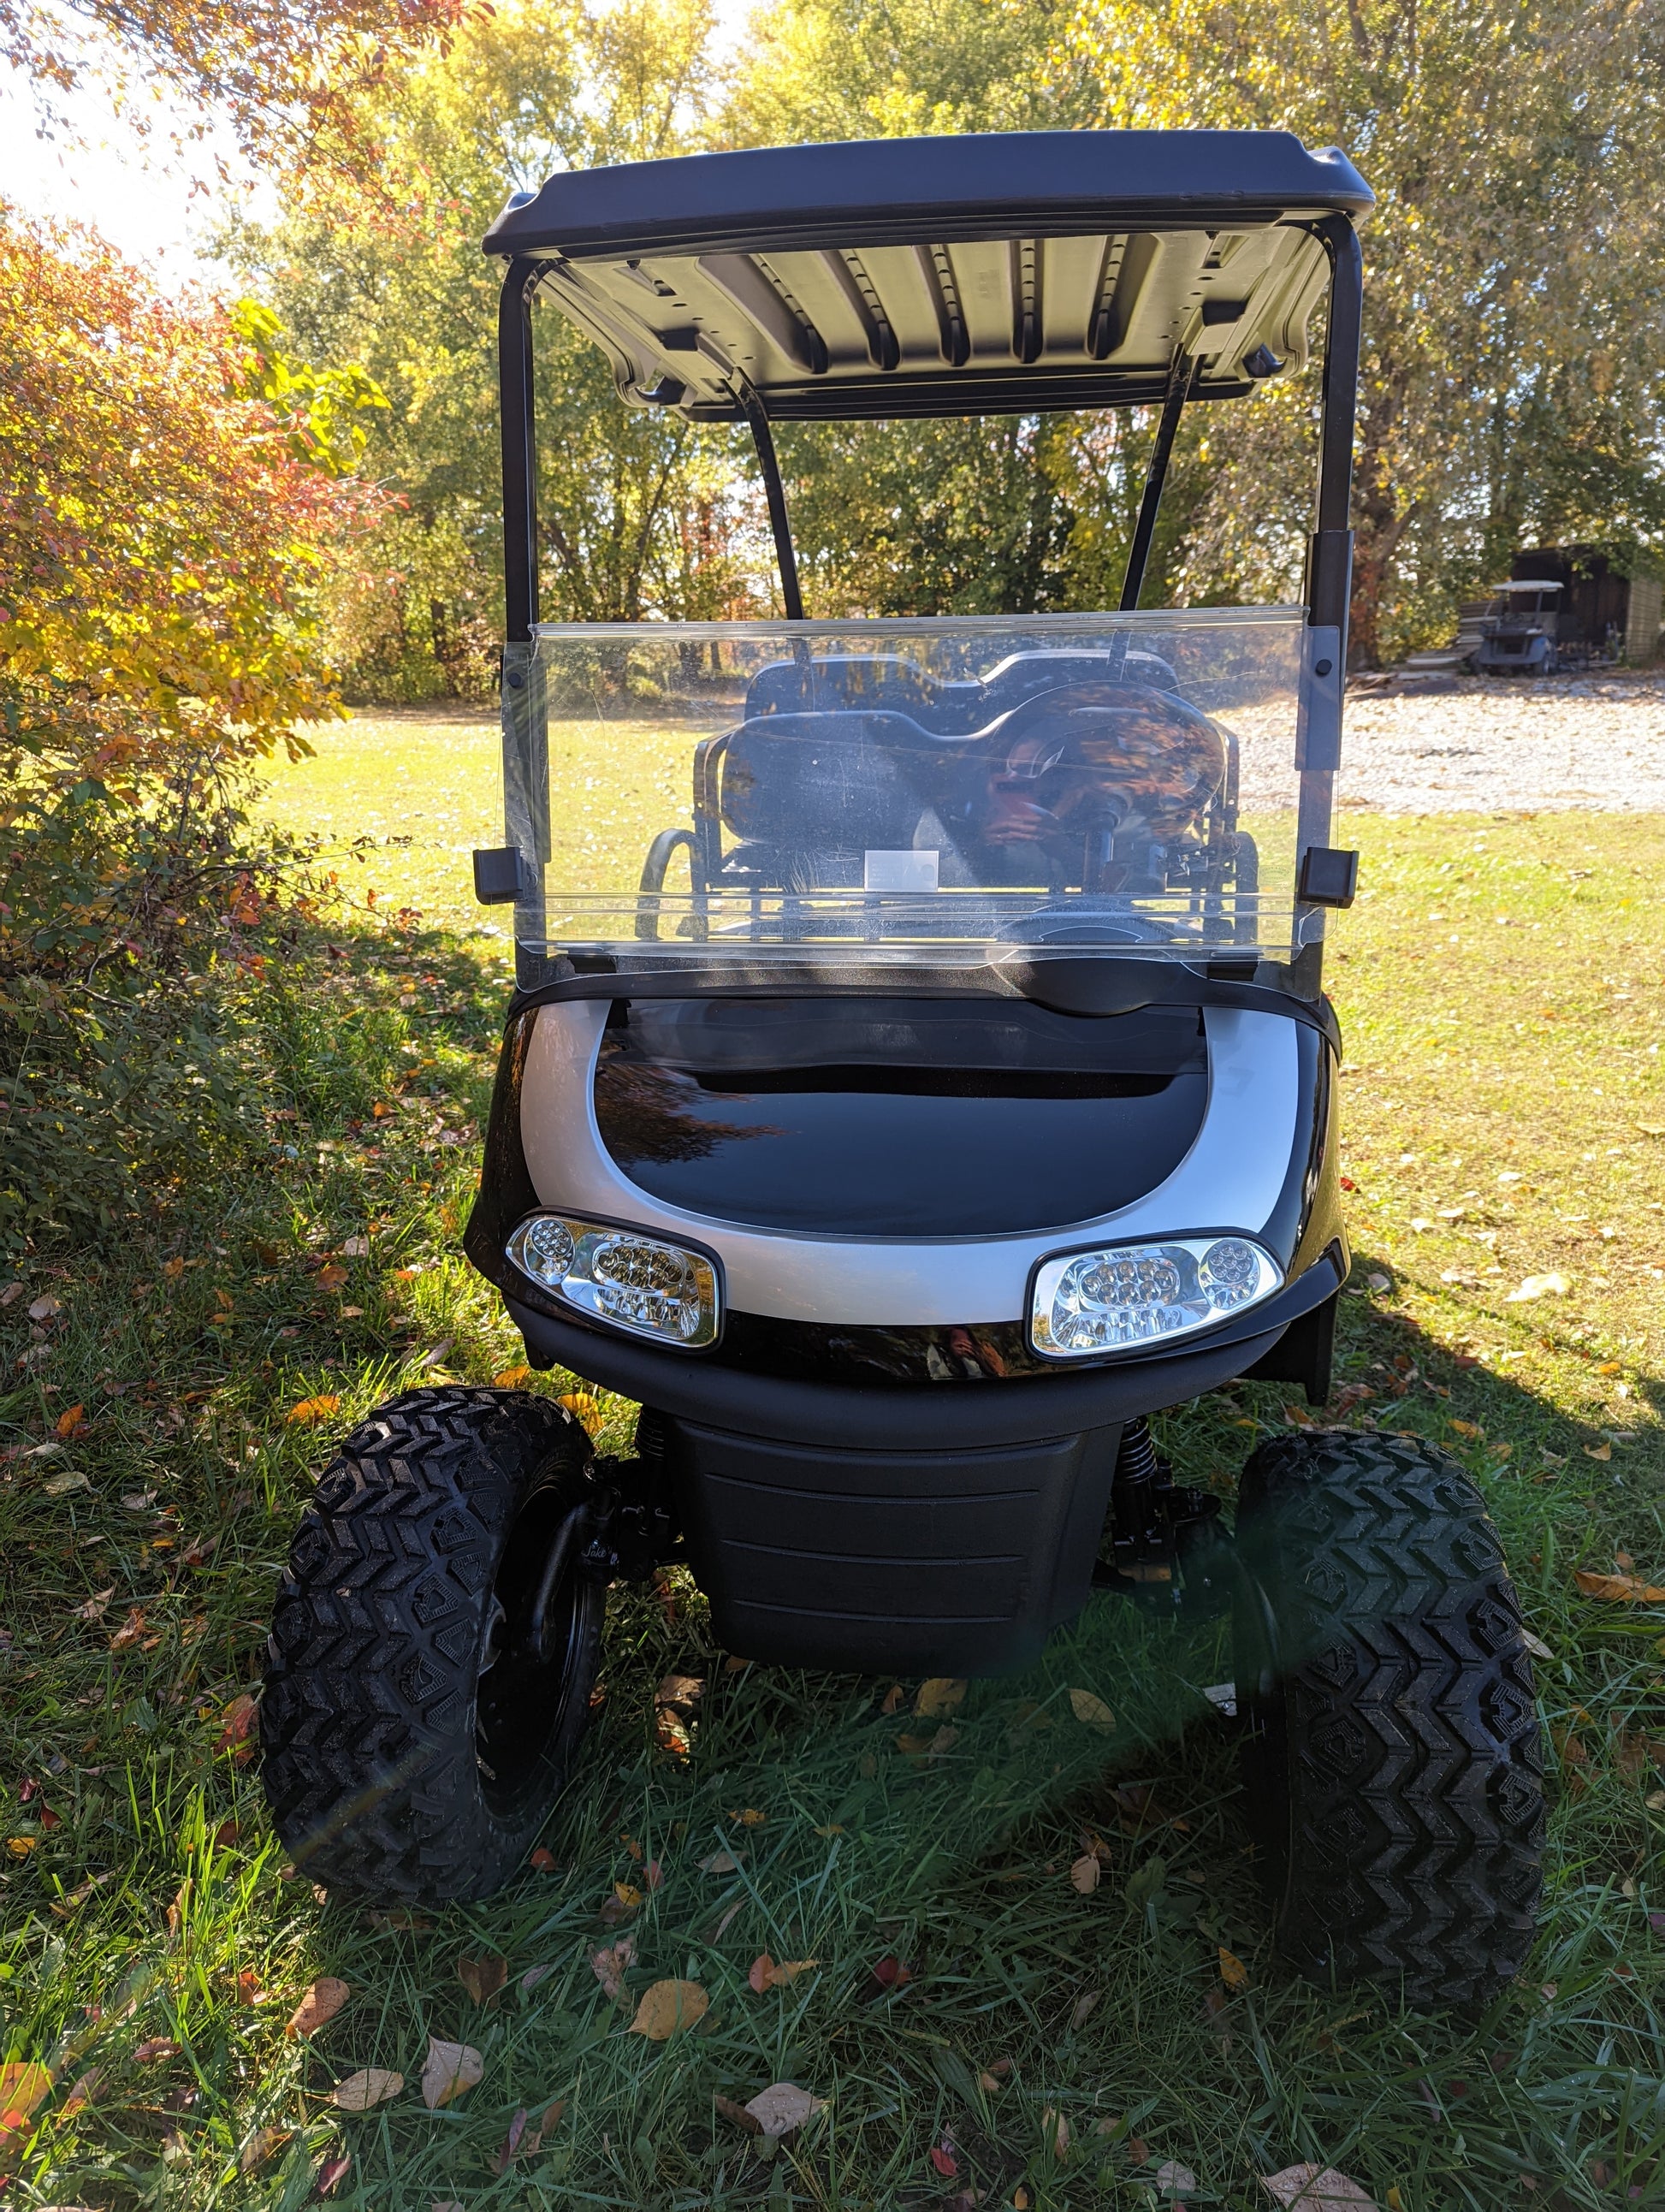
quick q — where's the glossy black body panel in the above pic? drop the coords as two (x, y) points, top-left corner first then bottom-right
(592, 996), (1207, 1236)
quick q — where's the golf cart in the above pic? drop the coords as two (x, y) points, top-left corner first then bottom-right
(1475, 578), (1563, 675)
(262, 131), (1544, 2008)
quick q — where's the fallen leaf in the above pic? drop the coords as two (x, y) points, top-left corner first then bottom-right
(311, 2150), (352, 2198)
(1218, 1946), (1250, 1991)
(332, 2069), (403, 2111)
(239, 2126), (293, 2173)
(70, 1586), (116, 1623)
(748, 1953), (819, 1992)
(44, 1470), (89, 1497)
(1070, 1988), (1102, 2028)
(1158, 2164), (1199, 2197)
(493, 1365), (531, 1388)
(457, 1953), (507, 2008)
(133, 2037), (181, 2062)
(880, 1683), (904, 1714)
(867, 1954), (912, 1996)
(1068, 1687), (1117, 1731)
(744, 2081), (823, 2138)
(629, 1978), (708, 2039)
(317, 1265), (349, 1291)
(613, 1882), (643, 1908)
(214, 1693), (260, 1755)
(1585, 1441), (1613, 1462)
(931, 2141), (959, 2177)
(491, 2108), (529, 2174)
(714, 2091), (764, 2133)
(109, 1607), (147, 1652)
(1260, 2165), (1381, 2210)
(59, 2067), (103, 2116)
(420, 2038), (483, 2109)
(55, 1403), (85, 1436)
(1366, 1272), (1390, 1292)
(656, 1672), (704, 1712)
(915, 1676), (967, 1718)
(529, 1847), (557, 1871)
(590, 1936), (637, 2001)
(1449, 1417), (1483, 1438)
(286, 1978), (350, 2038)
(0, 2061), (52, 2149)
(1506, 1273), (1569, 1302)
(27, 1295), (61, 1321)
(557, 1391), (601, 1433)
(1070, 1853), (1102, 1895)
(698, 1848), (743, 1874)
(1574, 1569), (1665, 1603)
(286, 1395), (341, 1424)
(732, 1806), (767, 1826)
(519, 1963), (555, 1992)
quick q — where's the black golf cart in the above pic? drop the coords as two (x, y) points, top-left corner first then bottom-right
(262, 131), (1544, 2009)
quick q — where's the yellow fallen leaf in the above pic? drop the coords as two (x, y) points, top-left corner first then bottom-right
(6, 1838), (37, 1857)
(748, 1953), (819, 1992)
(420, 2037), (483, 2109)
(1574, 1569), (1665, 1603)
(558, 1391), (601, 1434)
(628, 1978), (709, 2040)
(1584, 1441), (1612, 1462)
(493, 1365), (531, 1388)
(333, 2068), (404, 2111)
(1070, 1852), (1101, 1895)
(1506, 1273), (1569, 1302)
(1449, 1418), (1483, 1439)
(1068, 1687), (1117, 1731)
(286, 1977), (350, 2038)
(732, 1807), (767, 1827)
(1218, 1946), (1250, 1991)
(286, 1395), (341, 1425)
(0, 2061), (53, 2148)
(914, 1677), (967, 1718)
(59, 2067), (103, 2117)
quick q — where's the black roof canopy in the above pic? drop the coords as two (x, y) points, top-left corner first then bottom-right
(484, 130), (1372, 423)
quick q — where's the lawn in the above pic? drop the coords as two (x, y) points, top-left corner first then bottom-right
(2, 741), (1662, 2210)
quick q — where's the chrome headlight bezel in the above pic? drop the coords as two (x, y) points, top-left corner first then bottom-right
(506, 1211), (723, 1352)
(1027, 1233), (1283, 1363)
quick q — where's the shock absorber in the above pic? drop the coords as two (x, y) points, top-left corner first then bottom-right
(1107, 1417), (1176, 1593)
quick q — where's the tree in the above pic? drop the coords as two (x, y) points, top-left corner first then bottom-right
(1061, 0), (1665, 660)
(228, 0), (761, 697)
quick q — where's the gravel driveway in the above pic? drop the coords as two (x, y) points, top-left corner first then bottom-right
(1336, 670), (1665, 812)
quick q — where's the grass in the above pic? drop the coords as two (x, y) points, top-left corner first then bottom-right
(3, 744), (1663, 2210)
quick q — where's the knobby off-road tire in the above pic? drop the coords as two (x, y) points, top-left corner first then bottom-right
(1233, 1428), (1544, 2012)
(262, 1386), (605, 1904)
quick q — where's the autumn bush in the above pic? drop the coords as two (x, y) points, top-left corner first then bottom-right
(0, 207), (383, 1248)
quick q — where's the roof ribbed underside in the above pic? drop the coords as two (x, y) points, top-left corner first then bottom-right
(531, 222), (1332, 420)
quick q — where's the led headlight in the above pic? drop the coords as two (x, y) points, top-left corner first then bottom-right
(1029, 1236), (1281, 1361)
(506, 1213), (720, 1349)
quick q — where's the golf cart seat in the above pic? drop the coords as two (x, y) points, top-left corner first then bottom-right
(713, 709), (940, 887)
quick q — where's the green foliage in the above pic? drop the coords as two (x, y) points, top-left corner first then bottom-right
(228, 299), (390, 479)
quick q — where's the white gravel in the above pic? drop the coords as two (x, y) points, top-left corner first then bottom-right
(1336, 671), (1665, 813)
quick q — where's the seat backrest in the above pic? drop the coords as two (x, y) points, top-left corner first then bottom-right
(719, 710), (934, 855)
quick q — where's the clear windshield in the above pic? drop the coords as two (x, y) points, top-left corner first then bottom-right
(504, 612), (1313, 972)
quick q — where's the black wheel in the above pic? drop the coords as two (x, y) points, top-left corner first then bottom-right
(261, 1386), (605, 1904)
(1232, 1427), (1544, 2011)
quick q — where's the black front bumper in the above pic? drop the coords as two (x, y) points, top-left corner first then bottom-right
(505, 1253), (1340, 1676)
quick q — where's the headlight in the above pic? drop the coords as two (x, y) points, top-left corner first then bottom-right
(1029, 1236), (1281, 1361)
(506, 1213), (720, 1349)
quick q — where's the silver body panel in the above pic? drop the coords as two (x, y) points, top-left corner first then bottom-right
(518, 999), (1301, 1326)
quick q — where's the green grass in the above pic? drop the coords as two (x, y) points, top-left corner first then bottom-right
(3, 765), (1663, 2210)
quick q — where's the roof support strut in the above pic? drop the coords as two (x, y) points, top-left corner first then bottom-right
(739, 383), (805, 620)
(499, 258), (542, 643)
(1119, 346), (1192, 614)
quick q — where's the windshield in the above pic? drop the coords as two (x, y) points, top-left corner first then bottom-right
(502, 611), (1311, 972)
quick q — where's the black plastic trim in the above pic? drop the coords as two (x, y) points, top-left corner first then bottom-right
(504, 964), (1342, 1056)
(501, 1245), (1343, 1444)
